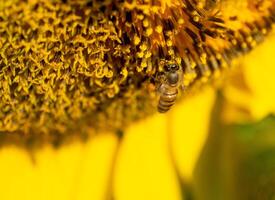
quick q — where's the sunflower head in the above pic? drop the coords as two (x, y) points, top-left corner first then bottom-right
(0, 0), (275, 143)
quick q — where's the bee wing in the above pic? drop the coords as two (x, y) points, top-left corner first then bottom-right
(157, 83), (166, 95)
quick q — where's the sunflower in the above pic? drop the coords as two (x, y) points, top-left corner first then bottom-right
(0, 0), (275, 199)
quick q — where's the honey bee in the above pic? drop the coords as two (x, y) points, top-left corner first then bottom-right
(158, 63), (183, 113)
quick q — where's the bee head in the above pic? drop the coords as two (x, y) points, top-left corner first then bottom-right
(164, 63), (179, 72)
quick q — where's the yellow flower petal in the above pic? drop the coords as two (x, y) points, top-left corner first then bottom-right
(0, 133), (118, 200)
(169, 87), (216, 181)
(223, 32), (275, 123)
(67, 134), (118, 200)
(113, 114), (182, 200)
(0, 147), (34, 200)
(243, 33), (275, 118)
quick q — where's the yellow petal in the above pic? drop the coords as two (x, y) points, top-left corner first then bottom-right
(113, 114), (182, 200)
(0, 133), (118, 200)
(0, 146), (34, 200)
(66, 134), (119, 200)
(223, 32), (275, 123)
(169, 87), (216, 181)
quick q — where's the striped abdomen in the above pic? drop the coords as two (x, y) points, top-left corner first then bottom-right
(158, 84), (178, 113)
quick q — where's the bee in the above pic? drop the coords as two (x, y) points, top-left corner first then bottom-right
(158, 63), (183, 113)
